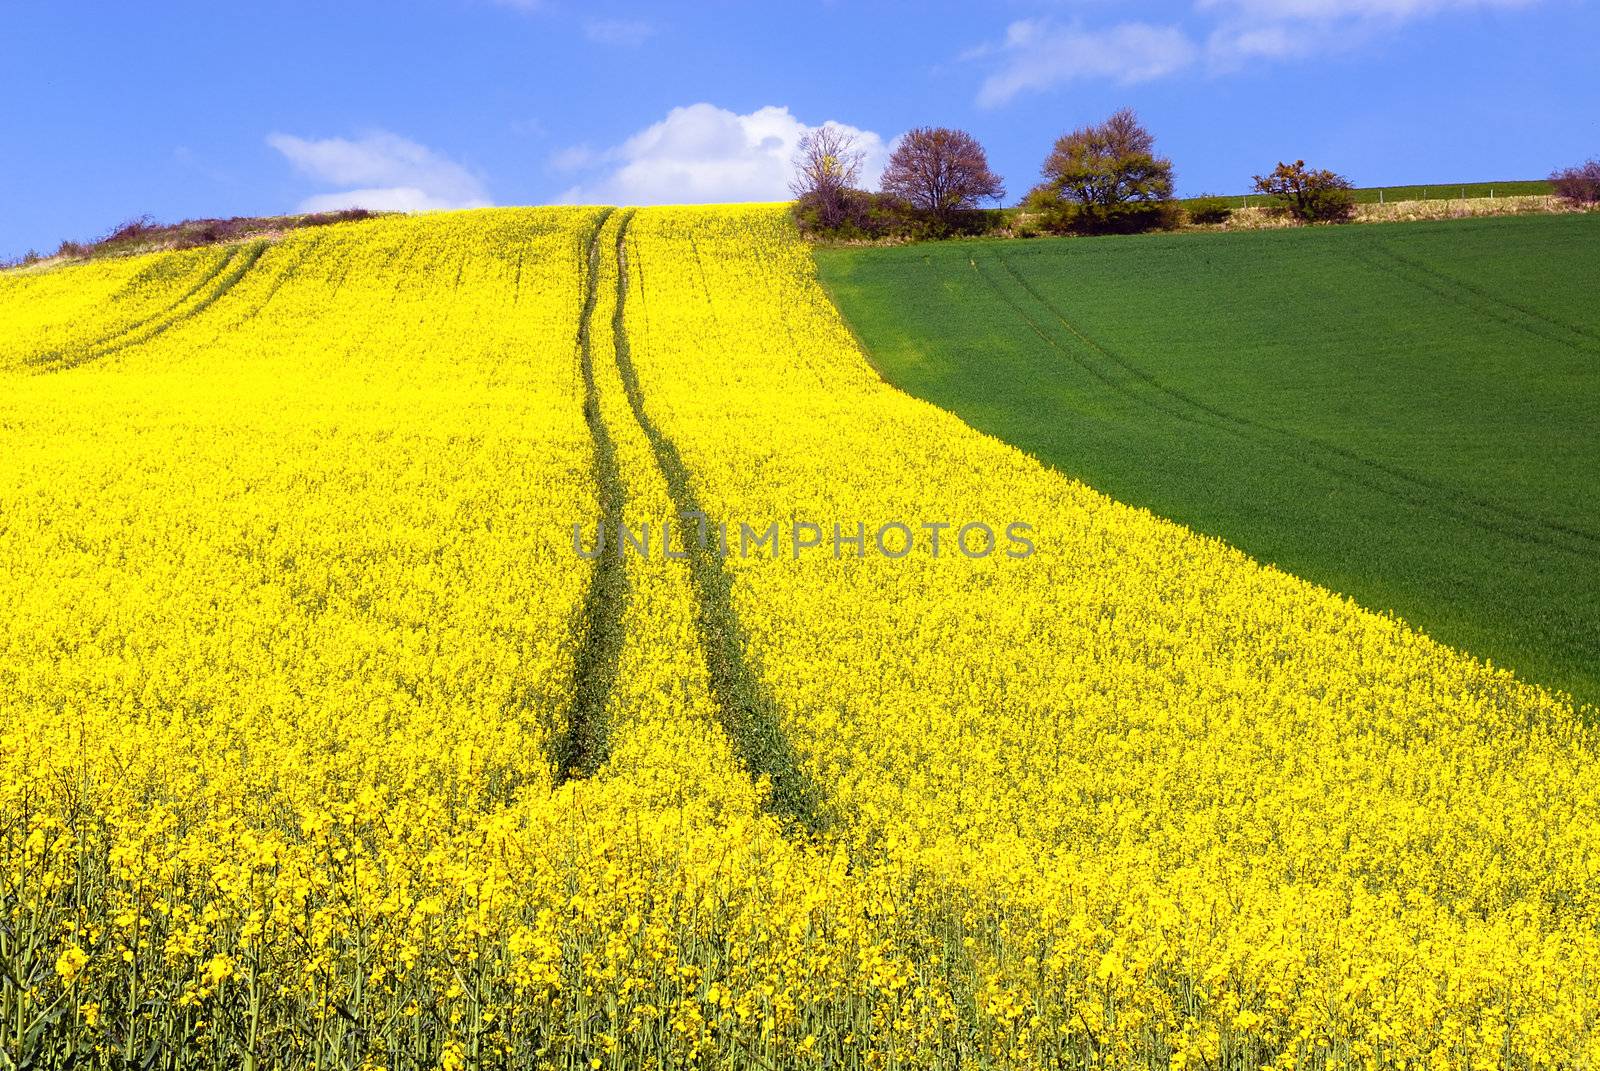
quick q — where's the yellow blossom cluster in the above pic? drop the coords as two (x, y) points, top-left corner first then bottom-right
(2, 203), (1598, 1069)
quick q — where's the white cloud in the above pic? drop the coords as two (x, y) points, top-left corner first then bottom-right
(554, 104), (889, 206)
(485, 2), (654, 44)
(267, 131), (491, 213)
(584, 17), (653, 46)
(1204, 22), (1314, 65)
(975, 20), (1199, 107)
(294, 187), (470, 213)
(549, 144), (598, 172)
(1199, 0), (1536, 17)
(1200, 0), (1540, 68)
(972, 0), (1542, 100)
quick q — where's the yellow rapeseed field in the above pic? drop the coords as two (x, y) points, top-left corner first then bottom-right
(2, 204), (1597, 1070)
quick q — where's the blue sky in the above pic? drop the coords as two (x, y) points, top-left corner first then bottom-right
(4, 0), (1596, 257)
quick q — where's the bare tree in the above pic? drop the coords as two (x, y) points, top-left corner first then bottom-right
(1550, 159), (1600, 206)
(791, 126), (865, 230)
(880, 127), (1005, 231)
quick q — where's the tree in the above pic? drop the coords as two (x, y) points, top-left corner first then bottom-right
(790, 126), (866, 230)
(1252, 160), (1356, 223)
(1550, 159), (1600, 206)
(1032, 108), (1176, 233)
(880, 127), (1005, 232)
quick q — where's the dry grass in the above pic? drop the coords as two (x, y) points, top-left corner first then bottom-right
(994, 195), (1588, 241)
(2, 210), (386, 273)
(1200, 194), (1579, 231)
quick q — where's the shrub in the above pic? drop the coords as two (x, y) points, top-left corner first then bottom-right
(1550, 160), (1600, 206)
(100, 214), (160, 246)
(792, 189), (858, 239)
(1024, 189), (1178, 236)
(794, 189), (908, 241)
(939, 207), (1007, 238)
(300, 208), (375, 227)
(1252, 161), (1355, 223)
(173, 220), (235, 250)
(1186, 195), (1233, 225)
(794, 189), (1013, 243)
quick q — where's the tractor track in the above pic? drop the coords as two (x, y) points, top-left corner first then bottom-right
(972, 251), (1600, 563)
(552, 208), (626, 782)
(607, 212), (827, 833)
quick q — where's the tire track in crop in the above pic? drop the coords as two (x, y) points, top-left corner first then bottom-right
(26, 246), (241, 368)
(991, 252), (1600, 549)
(552, 208), (626, 783)
(610, 213), (827, 833)
(31, 241), (270, 374)
(970, 252), (1600, 564)
(96, 247), (241, 339)
(386, 238), (427, 305)
(1357, 237), (1600, 356)
(203, 235), (329, 336)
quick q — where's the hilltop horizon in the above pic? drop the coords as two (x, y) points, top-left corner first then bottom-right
(6, 0), (1597, 260)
